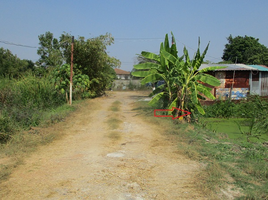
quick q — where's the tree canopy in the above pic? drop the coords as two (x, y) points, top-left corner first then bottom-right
(37, 31), (120, 96)
(0, 47), (34, 77)
(222, 35), (268, 65)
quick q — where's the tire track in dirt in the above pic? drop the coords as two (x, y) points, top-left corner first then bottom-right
(0, 91), (207, 200)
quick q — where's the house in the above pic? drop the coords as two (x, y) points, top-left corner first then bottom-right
(114, 68), (131, 80)
(199, 64), (268, 100)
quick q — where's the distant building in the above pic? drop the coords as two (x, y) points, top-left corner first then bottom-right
(199, 64), (268, 100)
(114, 68), (131, 80)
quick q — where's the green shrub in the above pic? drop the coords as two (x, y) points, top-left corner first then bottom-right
(203, 100), (235, 118)
(0, 74), (66, 142)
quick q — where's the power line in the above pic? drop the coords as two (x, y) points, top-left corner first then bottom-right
(115, 38), (162, 40)
(0, 40), (37, 48)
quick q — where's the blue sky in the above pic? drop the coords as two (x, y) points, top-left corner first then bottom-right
(1, 0), (268, 71)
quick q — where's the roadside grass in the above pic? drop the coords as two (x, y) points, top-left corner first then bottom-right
(200, 118), (268, 142)
(0, 100), (83, 182)
(133, 100), (268, 199)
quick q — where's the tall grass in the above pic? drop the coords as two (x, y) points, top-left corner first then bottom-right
(0, 74), (65, 141)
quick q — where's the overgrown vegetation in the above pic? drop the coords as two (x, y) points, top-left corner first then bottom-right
(0, 31), (120, 143)
(0, 48), (35, 78)
(0, 74), (67, 142)
(134, 100), (268, 199)
(132, 33), (225, 120)
(0, 31), (120, 182)
(37, 31), (119, 96)
(203, 96), (268, 142)
(0, 96), (79, 181)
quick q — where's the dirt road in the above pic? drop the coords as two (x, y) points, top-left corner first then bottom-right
(0, 91), (206, 199)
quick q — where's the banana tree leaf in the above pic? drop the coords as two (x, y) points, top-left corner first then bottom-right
(191, 83), (198, 104)
(160, 53), (168, 71)
(196, 82), (214, 91)
(193, 58), (201, 71)
(183, 47), (191, 67)
(131, 70), (151, 78)
(149, 84), (165, 97)
(170, 32), (178, 56)
(141, 73), (162, 85)
(149, 92), (164, 106)
(195, 102), (205, 115)
(200, 42), (209, 63)
(199, 66), (226, 73)
(196, 84), (216, 100)
(141, 51), (160, 62)
(164, 34), (170, 51)
(196, 73), (221, 86)
(192, 43), (201, 71)
(167, 97), (178, 115)
(161, 50), (177, 65)
(134, 62), (160, 70)
(197, 94), (206, 100)
(175, 57), (185, 72)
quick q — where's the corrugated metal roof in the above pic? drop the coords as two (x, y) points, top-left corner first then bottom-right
(199, 64), (257, 71)
(247, 65), (268, 71)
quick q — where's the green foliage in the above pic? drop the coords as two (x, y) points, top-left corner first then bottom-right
(0, 48), (35, 77)
(60, 33), (120, 95)
(132, 33), (224, 119)
(0, 74), (65, 141)
(49, 63), (93, 101)
(37, 31), (119, 96)
(222, 35), (268, 65)
(203, 101), (236, 118)
(203, 96), (268, 142)
(37, 32), (64, 67)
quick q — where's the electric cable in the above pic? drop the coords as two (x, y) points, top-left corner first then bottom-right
(0, 40), (37, 48)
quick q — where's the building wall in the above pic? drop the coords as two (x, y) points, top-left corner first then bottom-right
(112, 79), (141, 90)
(261, 72), (268, 96)
(116, 74), (130, 80)
(214, 71), (250, 100)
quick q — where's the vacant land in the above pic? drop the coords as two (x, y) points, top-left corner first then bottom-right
(0, 91), (207, 200)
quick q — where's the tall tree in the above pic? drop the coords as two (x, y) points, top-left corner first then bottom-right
(37, 32), (64, 68)
(0, 47), (33, 77)
(59, 33), (120, 95)
(222, 35), (268, 65)
(37, 32), (120, 96)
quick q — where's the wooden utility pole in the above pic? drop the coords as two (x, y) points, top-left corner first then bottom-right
(70, 36), (74, 105)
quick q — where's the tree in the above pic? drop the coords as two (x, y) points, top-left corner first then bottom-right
(0, 47), (34, 77)
(222, 35), (268, 65)
(37, 32), (120, 96)
(37, 32), (64, 68)
(132, 33), (224, 120)
(59, 33), (120, 95)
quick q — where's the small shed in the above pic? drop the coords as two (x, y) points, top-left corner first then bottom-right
(248, 65), (268, 96)
(114, 68), (131, 80)
(199, 64), (268, 100)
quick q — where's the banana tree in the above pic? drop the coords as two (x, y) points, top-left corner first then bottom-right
(132, 33), (181, 108)
(163, 38), (225, 118)
(132, 33), (225, 120)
